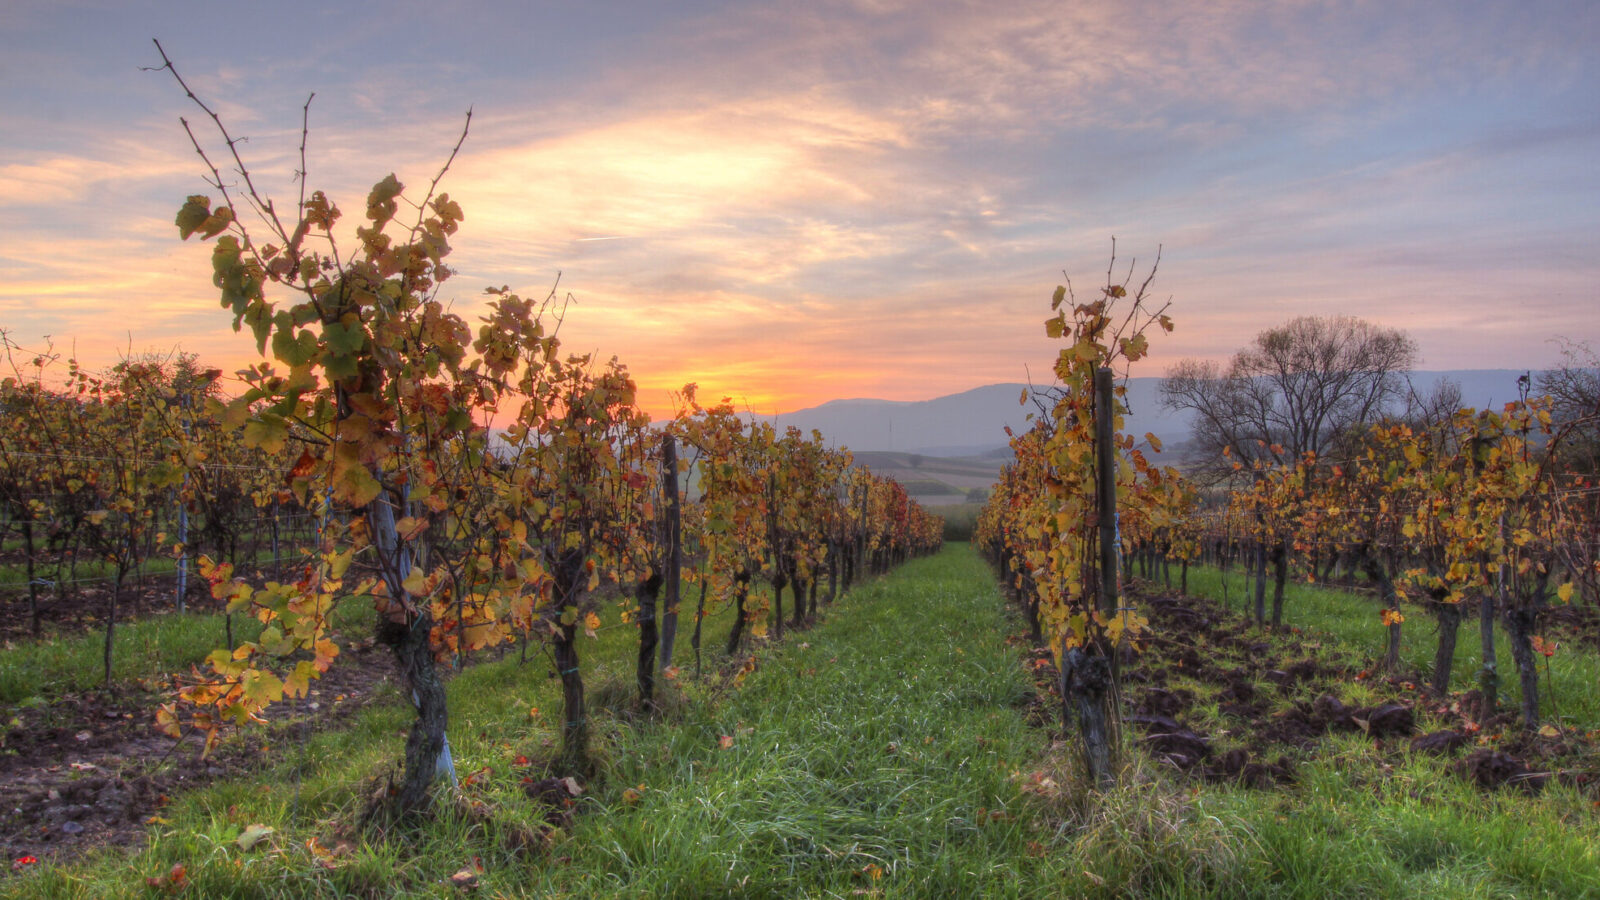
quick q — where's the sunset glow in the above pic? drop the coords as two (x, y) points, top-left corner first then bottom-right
(2, 1), (1595, 419)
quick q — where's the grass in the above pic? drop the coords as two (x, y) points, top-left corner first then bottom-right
(1208, 740), (1600, 898)
(0, 540), (314, 588)
(1186, 564), (1600, 726)
(0, 599), (376, 705)
(10, 545), (1600, 898)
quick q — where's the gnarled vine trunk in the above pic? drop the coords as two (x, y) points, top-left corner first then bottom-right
(393, 612), (450, 812)
(1431, 600), (1463, 695)
(551, 549), (591, 776)
(1479, 593), (1499, 713)
(636, 570), (663, 710)
(1253, 541), (1268, 627)
(1269, 541), (1288, 629)
(1502, 604), (1543, 730)
(725, 569), (752, 656)
(1061, 643), (1117, 791)
(370, 493), (454, 815)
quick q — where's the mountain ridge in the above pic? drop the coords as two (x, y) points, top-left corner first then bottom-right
(754, 369), (1534, 458)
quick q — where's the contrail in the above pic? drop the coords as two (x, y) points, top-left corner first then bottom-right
(574, 236), (631, 242)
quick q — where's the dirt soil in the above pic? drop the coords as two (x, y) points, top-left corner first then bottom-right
(0, 637), (396, 871)
(0, 568), (243, 644)
(1015, 579), (1600, 797)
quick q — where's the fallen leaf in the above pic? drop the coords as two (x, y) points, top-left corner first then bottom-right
(145, 863), (188, 892)
(237, 823), (275, 851)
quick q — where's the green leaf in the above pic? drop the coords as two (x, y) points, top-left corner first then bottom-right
(272, 327), (318, 368)
(261, 624), (286, 645)
(176, 195), (211, 240)
(443, 407), (474, 435)
(323, 320), (367, 357)
(323, 352), (360, 381)
(221, 398), (252, 430)
(401, 566), (428, 596)
(242, 415), (289, 455)
(1051, 285), (1066, 310)
(243, 300), (272, 354)
(328, 548), (355, 579)
(285, 661), (317, 699)
(240, 669), (284, 706)
(335, 464), (383, 508)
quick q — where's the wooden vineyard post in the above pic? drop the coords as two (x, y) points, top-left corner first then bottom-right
(1061, 366), (1123, 791)
(1095, 367), (1119, 622)
(658, 435), (683, 673)
(175, 481), (189, 613)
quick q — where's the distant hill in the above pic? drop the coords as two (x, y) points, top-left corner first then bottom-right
(756, 370), (1536, 481)
(662, 369), (1535, 508)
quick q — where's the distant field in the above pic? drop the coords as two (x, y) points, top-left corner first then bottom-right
(936, 503), (983, 541)
(852, 450), (1005, 506)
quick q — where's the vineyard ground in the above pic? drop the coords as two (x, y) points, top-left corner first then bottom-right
(0, 579), (375, 705)
(6, 545), (1600, 897)
(1185, 565), (1600, 725)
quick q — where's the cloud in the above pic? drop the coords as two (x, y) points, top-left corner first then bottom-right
(3, 0), (1596, 413)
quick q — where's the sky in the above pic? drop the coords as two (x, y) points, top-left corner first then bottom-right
(1, 0), (1596, 417)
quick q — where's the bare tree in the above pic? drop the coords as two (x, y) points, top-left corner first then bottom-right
(1538, 338), (1600, 475)
(1162, 316), (1419, 474)
(1404, 378), (1463, 432)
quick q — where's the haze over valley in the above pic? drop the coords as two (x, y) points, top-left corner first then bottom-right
(763, 370), (1534, 504)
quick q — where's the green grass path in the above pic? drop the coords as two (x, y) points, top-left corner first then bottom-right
(527, 544), (1051, 897)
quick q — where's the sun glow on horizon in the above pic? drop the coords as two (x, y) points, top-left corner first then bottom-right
(1, 0), (1593, 413)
